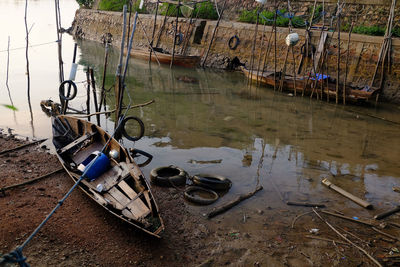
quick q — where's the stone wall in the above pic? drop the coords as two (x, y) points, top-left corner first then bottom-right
(72, 9), (400, 103)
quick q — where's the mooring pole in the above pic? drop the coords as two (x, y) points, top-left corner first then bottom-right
(99, 42), (109, 112)
(170, 0), (181, 68)
(273, 0), (277, 91)
(336, 0), (341, 104)
(150, 0), (159, 62)
(201, 0), (227, 68)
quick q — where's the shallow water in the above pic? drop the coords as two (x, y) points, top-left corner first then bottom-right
(1, 0), (400, 222)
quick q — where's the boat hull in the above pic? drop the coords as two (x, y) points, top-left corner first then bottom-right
(130, 49), (200, 68)
(52, 115), (164, 238)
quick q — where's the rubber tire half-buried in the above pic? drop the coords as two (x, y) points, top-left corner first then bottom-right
(150, 166), (188, 186)
(192, 174), (232, 191)
(184, 186), (219, 205)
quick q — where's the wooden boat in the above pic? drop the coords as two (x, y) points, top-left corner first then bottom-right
(241, 67), (380, 103)
(129, 48), (200, 68)
(51, 115), (164, 237)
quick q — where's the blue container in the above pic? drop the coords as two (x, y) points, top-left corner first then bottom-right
(81, 152), (110, 181)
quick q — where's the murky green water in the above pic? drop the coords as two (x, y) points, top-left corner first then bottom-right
(1, 0), (400, 219)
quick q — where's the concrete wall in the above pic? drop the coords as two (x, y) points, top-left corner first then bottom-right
(72, 9), (400, 103)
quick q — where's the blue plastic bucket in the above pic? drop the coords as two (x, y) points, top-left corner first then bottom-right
(81, 152), (110, 181)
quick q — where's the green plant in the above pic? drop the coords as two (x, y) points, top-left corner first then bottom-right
(98, 0), (147, 13)
(192, 2), (218, 20)
(353, 25), (385, 36)
(159, 3), (182, 17)
(1, 104), (18, 111)
(76, 0), (94, 8)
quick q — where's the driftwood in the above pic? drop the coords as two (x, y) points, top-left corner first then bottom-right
(286, 201), (325, 208)
(322, 178), (373, 209)
(305, 235), (349, 246)
(372, 227), (400, 242)
(0, 139), (46, 155)
(207, 186), (263, 219)
(0, 168), (64, 195)
(321, 210), (376, 227)
(374, 206), (400, 220)
(313, 208), (383, 267)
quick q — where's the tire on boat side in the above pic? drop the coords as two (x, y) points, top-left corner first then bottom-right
(184, 186), (219, 205)
(150, 166), (188, 186)
(121, 116), (145, 142)
(192, 174), (232, 191)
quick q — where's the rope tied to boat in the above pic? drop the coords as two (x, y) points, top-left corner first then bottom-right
(0, 247), (29, 267)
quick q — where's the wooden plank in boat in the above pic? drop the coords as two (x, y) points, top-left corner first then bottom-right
(58, 132), (96, 155)
(72, 142), (103, 164)
(108, 187), (149, 219)
(118, 180), (150, 217)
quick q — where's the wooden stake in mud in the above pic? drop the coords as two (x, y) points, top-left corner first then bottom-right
(336, 0), (341, 104)
(201, 0), (227, 68)
(86, 69), (91, 122)
(89, 68), (100, 126)
(291, 46), (297, 96)
(273, 0), (277, 91)
(155, 4), (170, 48)
(343, 22), (354, 105)
(99, 43), (109, 112)
(248, 10), (260, 87)
(149, 0), (160, 62)
(170, 0), (181, 68)
(279, 46), (290, 92)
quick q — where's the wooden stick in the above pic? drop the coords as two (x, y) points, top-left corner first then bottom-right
(73, 100), (155, 118)
(201, 0), (227, 68)
(89, 68), (100, 126)
(343, 22), (354, 105)
(155, 4), (170, 48)
(305, 235), (350, 246)
(372, 227), (400, 242)
(137, 17), (161, 66)
(207, 186), (263, 218)
(248, 11), (260, 87)
(313, 209), (383, 267)
(149, 0), (160, 61)
(291, 46), (297, 96)
(322, 178), (372, 209)
(0, 168), (64, 194)
(279, 47), (290, 92)
(286, 201), (325, 208)
(86, 69), (91, 122)
(170, 0), (180, 68)
(321, 210), (375, 227)
(291, 211), (313, 228)
(99, 43), (109, 111)
(0, 139), (47, 155)
(336, 0), (341, 104)
(374, 206), (400, 220)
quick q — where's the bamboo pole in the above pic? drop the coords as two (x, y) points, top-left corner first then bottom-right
(201, 0), (227, 68)
(89, 68), (100, 126)
(336, 0), (341, 104)
(273, 0), (277, 91)
(99, 43), (109, 112)
(137, 17), (161, 66)
(24, 0), (33, 122)
(180, 4), (196, 55)
(170, 0), (180, 68)
(248, 10), (260, 87)
(155, 4), (171, 48)
(256, 22), (267, 86)
(343, 22), (354, 105)
(86, 69), (91, 122)
(5, 36), (14, 108)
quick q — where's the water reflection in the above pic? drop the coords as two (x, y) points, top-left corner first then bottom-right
(74, 40), (400, 214)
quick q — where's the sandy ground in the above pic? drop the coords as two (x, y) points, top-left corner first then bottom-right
(1, 130), (400, 266)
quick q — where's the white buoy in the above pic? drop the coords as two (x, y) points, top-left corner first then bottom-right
(109, 149), (119, 159)
(139, 0), (144, 9)
(285, 32), (299, 47)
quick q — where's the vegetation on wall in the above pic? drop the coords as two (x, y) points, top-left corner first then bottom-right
(159, 2), (218, 20)
(98, 0), (147, 13)
(76, 0), (94, 8)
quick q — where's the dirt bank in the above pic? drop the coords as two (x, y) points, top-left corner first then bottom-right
(1, 130), (400, 266)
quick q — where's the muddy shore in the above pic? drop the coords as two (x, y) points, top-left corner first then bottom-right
(1, 130), (400, 266)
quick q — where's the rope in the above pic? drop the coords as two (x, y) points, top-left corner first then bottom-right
(0, 40), (58, 53)
(0, 247), (29, 266)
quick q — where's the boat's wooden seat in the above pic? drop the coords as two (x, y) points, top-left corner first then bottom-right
(57, 132), (97, 155)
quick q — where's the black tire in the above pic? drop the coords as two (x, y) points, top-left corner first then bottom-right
(192, 174), (232, 191)
(150, 166), (188, 186)
(121, 116), (145, 142)
(228, 35), (240, 50)
(184, 186), (219, 205)
(59, 80), (77, 101)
